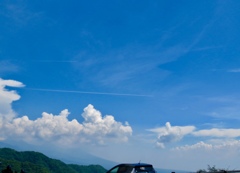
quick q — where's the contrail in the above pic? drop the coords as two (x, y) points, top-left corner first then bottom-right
(24, 88), (153, 97)
(32, 60), (78, 63)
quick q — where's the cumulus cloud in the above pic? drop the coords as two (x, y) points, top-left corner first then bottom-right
(0, 78), (24, 121)
(148, 122), (195, 148)
(149, 121), (240, 149)
(82, 105), (132, 140)
(0, 78), (132, 146)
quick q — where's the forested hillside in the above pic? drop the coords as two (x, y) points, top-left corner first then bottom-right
(0, 148), (107, 173)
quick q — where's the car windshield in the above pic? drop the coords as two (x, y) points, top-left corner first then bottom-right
(134, 166), (155, 173)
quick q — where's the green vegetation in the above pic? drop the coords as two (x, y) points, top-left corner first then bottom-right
(0, 148), (107, 173)
(197, 165), (227, 173)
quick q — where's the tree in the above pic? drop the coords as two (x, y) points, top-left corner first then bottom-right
(197, 165), (227, 173)
(2, 165), (13, 173)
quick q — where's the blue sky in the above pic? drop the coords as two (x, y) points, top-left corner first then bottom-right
(1, 0), (240, 171)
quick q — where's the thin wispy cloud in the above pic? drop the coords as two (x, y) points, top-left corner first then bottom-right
(211, 68), (240, 73)
(0, 60), (20, 74)
(173, 140), (240, 151)
(190, 45), (224, 52)
(32, 60), (78, 63)
(1, 1), (43, 26)
(228, 68), (240, 73)
(24, 88), (153, 97)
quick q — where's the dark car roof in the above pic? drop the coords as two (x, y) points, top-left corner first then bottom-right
(106, 163), (155, 173)
(116, 163), (153, 167)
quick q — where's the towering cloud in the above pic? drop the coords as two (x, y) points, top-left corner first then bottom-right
(0, 78), (24, 121)
(148, 122), (195, 148)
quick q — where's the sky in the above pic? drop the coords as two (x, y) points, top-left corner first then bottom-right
(1, 0), (240, 171)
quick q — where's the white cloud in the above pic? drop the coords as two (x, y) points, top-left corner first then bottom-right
(148, 122), (195, 148)
(0, 78), (24, 121)
(148, 122), (240, 149)
(0, 78), (132, 146)
(174, 141), (213, 151)
(174, 140), (240, 151)
(192, 128), (240, 138)
(81, 104), (132, 144)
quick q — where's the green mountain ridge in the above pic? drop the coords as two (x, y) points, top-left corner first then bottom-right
(0, 147), (107, 173)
